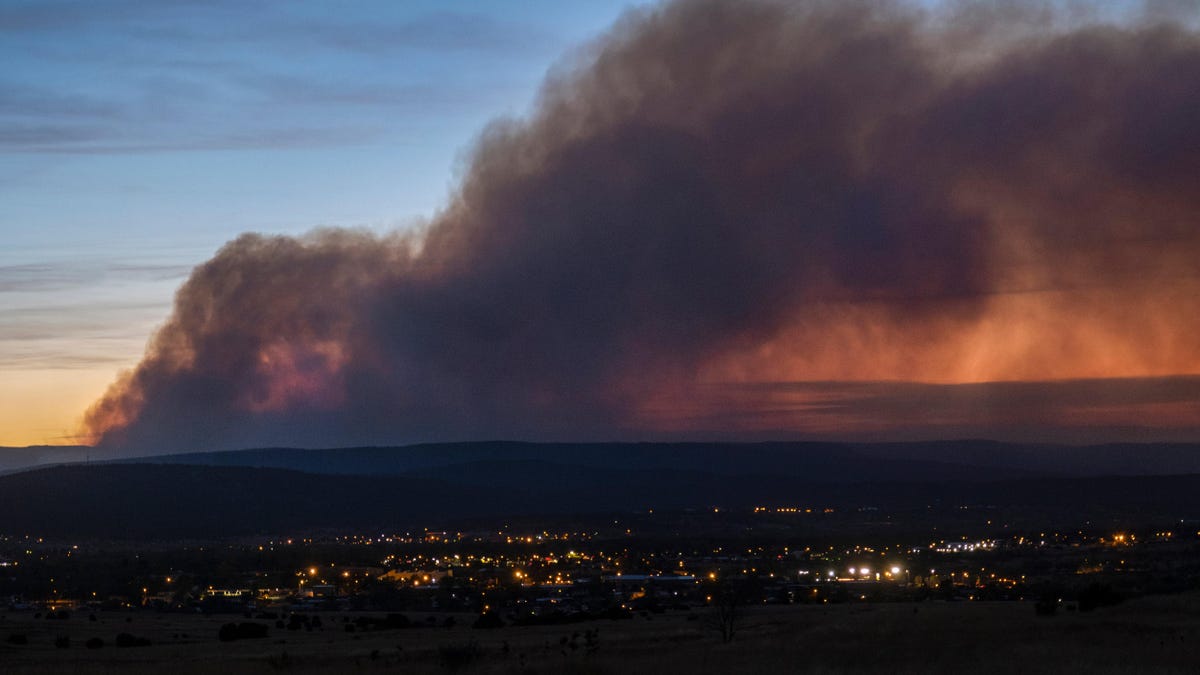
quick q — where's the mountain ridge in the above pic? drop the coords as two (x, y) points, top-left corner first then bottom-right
(106, 439), (1200, 479)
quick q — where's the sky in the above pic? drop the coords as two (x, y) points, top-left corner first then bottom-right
(3, 0), (1200, 453)
(0, 0), (643, 445)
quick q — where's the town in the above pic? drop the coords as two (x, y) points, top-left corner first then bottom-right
(4, 508), (1197, 620)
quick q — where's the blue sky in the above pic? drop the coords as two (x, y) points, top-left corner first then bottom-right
(0, 0), (644, 444)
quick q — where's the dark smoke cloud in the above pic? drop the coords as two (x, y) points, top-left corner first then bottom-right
(85, 0), (1200, 451)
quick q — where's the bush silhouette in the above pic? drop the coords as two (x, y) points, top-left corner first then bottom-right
(218, 622), (269, 642)
(115, 632), (151, 647)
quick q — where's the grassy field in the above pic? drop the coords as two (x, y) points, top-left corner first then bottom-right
(2, 594), (1199, 673)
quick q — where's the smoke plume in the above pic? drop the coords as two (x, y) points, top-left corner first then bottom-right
(85, 0), (1200, 451)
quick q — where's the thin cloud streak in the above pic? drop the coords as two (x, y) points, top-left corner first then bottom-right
(0, 260), (191, 292)
(1, 3), (559, 155)
(0, 257), (189, 370)
(662, 377), (1200, 443)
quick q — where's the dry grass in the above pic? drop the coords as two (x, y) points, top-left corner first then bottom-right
(2, 594), (1199, 674)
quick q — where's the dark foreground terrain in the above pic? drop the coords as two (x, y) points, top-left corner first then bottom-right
(3, 595), (1200, 674)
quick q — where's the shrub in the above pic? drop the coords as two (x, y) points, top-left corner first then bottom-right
(219, 622), (269, 642)
(115, 632), (151, 647)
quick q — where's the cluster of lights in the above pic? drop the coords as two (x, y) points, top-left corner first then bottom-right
(830, 564), (906, 580)
(752, 506), (818, 514)
(934, 540), (997, 554)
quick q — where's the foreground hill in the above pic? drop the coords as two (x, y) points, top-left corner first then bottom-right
(4, 461), (1200, 539)
(114, 439), (1200, 479)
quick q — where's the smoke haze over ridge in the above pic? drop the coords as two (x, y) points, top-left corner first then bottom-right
(84, 0), (1200, 452)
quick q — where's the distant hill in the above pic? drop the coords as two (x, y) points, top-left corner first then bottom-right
(0, 445), (92, 474)
(115, 439), (1200, 479)
(4, 460), (1200, 539)
(7, 440), (1200, 479)
(122, 441), (1046, 482)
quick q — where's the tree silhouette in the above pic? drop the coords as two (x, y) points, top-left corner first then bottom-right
(706, 583), (741, 643)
